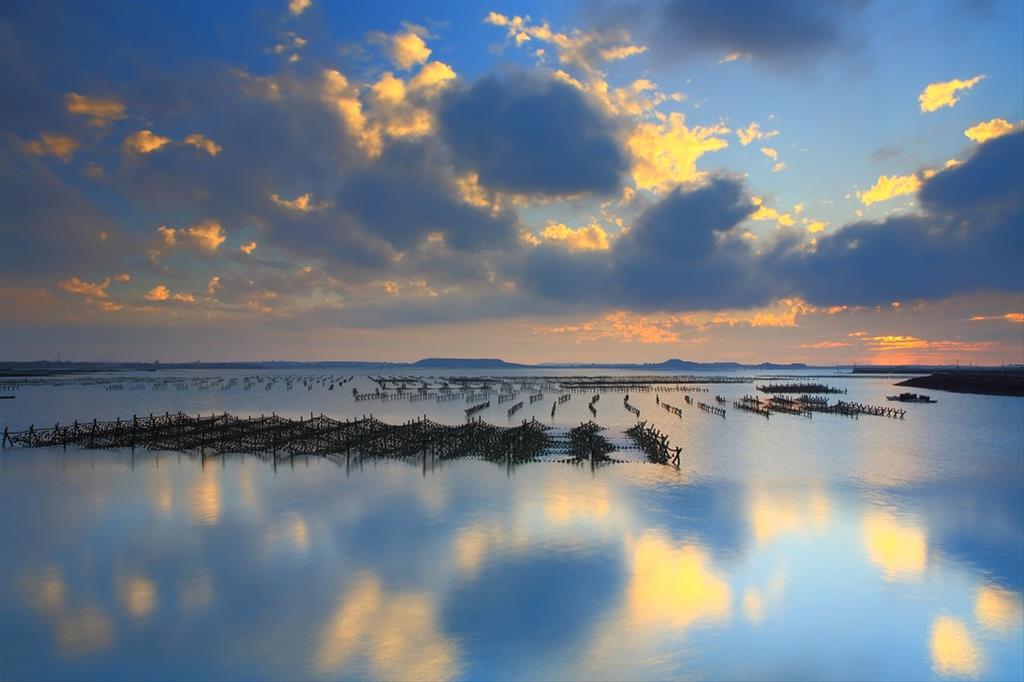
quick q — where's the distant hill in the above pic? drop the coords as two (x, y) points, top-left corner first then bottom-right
(411, 357), (527, 369)
(649, 359), (808, 371)
(536, 358), (810, 371)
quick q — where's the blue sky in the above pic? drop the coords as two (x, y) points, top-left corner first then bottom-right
(1, 0), (1022, 363)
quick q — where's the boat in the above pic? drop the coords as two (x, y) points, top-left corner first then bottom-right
(886, 392), (937, 403)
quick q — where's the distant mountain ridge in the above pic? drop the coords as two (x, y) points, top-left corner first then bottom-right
(1, 357), (817, 375)
(411, 357), (527, 369)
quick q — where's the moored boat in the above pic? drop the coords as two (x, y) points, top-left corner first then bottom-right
(886, 392), (937, 403)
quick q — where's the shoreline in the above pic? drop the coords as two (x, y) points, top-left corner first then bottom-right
(896, 372), (1024, 397)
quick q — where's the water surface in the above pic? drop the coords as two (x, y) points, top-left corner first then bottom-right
(1, 370), (1022, 680)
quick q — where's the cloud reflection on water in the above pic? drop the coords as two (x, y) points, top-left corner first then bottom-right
(862, 508), (928, 580)
(314, 571), (460, 681)
(2, 448), (1022, 680)
(931, 615), (984, 678)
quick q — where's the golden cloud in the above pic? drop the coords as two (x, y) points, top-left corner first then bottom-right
(145, 285), (170, 301)
(539, 221), (610, 251)
(627, 112), (729, 192)
(123, 129), (171, 154)
(59, 276), (110, 299)
(750, 197), (795, 227)
(409, 61), (457, 91)
(969, 312), (1024, 323)
(799, 340), (852, 349)
(736, 122), (777, 145)
(919, 75), (985, 112)
(321, 69), (380, 155)
(160, 220), (227, 253)
(964, 117), (1022, 143)
(23, 133), (80, 162)
(270, 192), (329, 212)
(64, 92), (125, 125)
(183, 133), (221, 156)
(388, 26), (432, 70)
(599, 44), (647, 61)
(858, 173), (921, 206)
(538, 311), (688, 344)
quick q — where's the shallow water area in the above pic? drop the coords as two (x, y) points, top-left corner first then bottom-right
(1, 369), (1022, 680)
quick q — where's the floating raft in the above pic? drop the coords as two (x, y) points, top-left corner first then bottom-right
(1, 412), (680, 465)
(756, 382), (847, 394)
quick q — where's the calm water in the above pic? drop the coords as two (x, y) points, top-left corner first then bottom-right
(1, 370), (1022, 681)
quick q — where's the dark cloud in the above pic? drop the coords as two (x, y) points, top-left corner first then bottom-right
(337, 141), (520, 252)
(591, 0), (866, 66)
(513, 132), (1023, 313)
(438, 73), (626, 196)
(0, 146), (115, 278)
(516, 177), (777, 312)
(104, 68), (518, 282)
(778, 131), (1023, 306)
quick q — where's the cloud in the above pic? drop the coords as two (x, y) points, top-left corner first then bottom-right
(594, 0), (864, 68)
(627, 112), (729, 192)
(22, 133), (79, 162)
(183, 133), (221, 156)
(124, 130), (172, 154)
(717, 51), (750, 64)
(321, 68), (379, 155)
(538, 221), (611, 251)
(515, 132), (1023, 315)
(240, 241), (257, 254)
(378, 25), (432, 71)
(335, 141), (520, 253)
(736, 122), (777, 146)
(155, 220), (226, 254)
(599, 45), (648, 62)
(409, 61), (457, 91)
(858, 173), (922, 205)
(0, 144), (115, 276)
(964, 118), (1022, 143)
(538, 311), (685, 343)
(438, 73), (626, 196)
(517, 176), (770, 311)
(760, 146), (778, 161)
(64, 92), (125, 125)
(145, 284), (169, 301)
(271, 192), (329, 212)
(59, 276), (110, 298)
(750, 197), (795, 226)
(288, 0), (311, 16)
(779, 131), (1024, 306)
(970, 313), (1024, 323)
(182, 220), (225, 252)
(483, 12), (646, 77)
(918, 75), (985, 112)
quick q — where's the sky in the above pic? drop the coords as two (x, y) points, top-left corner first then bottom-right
(1, 0), (1022, 365)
